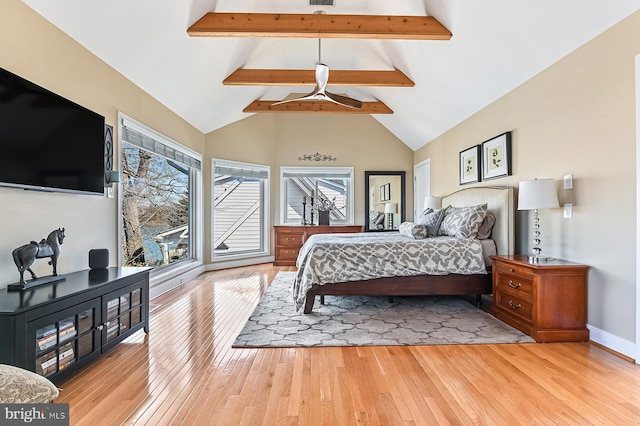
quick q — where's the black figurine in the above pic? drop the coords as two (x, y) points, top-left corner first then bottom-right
(12, 228), (65, 285)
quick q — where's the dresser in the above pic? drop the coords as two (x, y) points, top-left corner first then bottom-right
(489, 255), (589, 342)
(273, 225), (363, 266)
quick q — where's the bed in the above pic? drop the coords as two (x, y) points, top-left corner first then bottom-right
(292, 186), (515, 314)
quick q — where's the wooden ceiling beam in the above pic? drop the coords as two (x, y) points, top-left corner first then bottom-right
(188, 13), (451, 40)
(223, 69), (415, 87)
(243, 100), (393, 114)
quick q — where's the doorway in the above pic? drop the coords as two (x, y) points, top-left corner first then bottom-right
(413, 159), (431, 219)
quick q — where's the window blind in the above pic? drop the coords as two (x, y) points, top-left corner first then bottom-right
(214, 165), (268, 180)
(121, 120), (201, 171)
(282, 171), (351, 179)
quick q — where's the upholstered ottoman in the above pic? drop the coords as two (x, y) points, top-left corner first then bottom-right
(0, 364), (59, 403)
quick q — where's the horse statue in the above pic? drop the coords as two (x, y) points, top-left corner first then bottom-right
(12, 228), (66, 286)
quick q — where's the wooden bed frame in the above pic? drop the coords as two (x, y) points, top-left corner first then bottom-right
(302, 186), (515, 314)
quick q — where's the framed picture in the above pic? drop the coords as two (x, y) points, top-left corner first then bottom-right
(459, 145), (481, 185)
(482, 131), (512, 180)
(380, 183), (391, 201)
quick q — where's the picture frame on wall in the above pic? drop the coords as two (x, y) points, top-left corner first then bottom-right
(380, 183), (391, 201)
(459, 145), (481, 185)
(482, 131), (512, 180)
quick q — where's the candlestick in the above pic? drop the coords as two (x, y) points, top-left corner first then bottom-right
(301, 200), (307, 225)
(310, 196), (315, 225)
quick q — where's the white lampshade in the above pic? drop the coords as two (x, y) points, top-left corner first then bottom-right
(518, 179), (559, 210)
(423, 196), (441, 211)
(384, 202), (396, 214)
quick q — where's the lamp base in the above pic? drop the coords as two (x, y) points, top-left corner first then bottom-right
(527, 255), (555, 263)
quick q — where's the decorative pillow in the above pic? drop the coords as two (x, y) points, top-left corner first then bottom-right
(476, 212), (496, 240)
(374, 212), (385, 225)
(0, 364), (59, 403)
(398, 222), (428, 239)
(438, 204), (488, 239)
(416, 208), (446, 237)
(369, 211), (385, 230)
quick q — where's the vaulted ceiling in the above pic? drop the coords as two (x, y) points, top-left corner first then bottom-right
(20, 0), (640, 150)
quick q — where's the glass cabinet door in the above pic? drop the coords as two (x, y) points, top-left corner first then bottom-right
(29, 298), (101, 378)
(103, 283), (145, 344)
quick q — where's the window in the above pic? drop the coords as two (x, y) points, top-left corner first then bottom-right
(119, 114), (202, 271)
(212, 159), (270, 260)
(280, 167), (354, 225)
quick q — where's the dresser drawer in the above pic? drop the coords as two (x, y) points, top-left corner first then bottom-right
(493, 260), (534, 279)
(494, 289), (533, 324)
(494, 273), (533, 300)
(276, 247), (300, 262)
(276, 232), (304, 247)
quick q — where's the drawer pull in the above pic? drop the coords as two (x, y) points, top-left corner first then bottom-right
(508, 280), (521, 289)
(508, 300), (522, 310)
(509, 268), (515, 273)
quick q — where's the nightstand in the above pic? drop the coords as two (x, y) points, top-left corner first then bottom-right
(489, 255), (589, 342)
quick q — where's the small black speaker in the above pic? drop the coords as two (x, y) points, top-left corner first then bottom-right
(89, 248), (109, 269)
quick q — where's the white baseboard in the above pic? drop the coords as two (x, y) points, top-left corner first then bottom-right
(149, 263), (205, 300)
(207, 255), (274, 271)
(588, 323), (636, 361)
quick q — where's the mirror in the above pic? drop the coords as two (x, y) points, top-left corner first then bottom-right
(364, 171), (406, 232)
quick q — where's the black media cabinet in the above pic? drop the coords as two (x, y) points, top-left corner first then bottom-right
(0, 267), (150, 385)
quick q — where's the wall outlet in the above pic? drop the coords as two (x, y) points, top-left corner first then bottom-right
(564, 203), (573, 218)
(563, 174), (573, 189)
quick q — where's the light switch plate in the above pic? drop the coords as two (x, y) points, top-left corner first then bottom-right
(563, 174), (573, 189)
(564, 203), (572, 218)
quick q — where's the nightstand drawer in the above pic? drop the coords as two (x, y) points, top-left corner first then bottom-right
(276, 232), (304, 247)
(493, 261), (534, 279)
(495, 289), (533, 324)
(495, 273), (533, 299)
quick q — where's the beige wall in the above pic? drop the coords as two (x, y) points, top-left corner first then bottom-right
(415, 11), (640, 343)
(204, 113), (414, 260)
(0, 0), (204, 288)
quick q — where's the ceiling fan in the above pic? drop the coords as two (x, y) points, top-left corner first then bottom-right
(272, 38), (363, 109)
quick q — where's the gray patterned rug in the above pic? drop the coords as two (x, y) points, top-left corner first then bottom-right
(232, 272), (535, 348)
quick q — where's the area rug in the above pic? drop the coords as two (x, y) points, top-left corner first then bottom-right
(232, 272), (535, 348)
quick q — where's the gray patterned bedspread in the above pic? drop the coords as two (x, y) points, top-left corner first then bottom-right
(292, 232), (487, 311)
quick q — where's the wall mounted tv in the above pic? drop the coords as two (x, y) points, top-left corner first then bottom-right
(0, 67), (106, 195)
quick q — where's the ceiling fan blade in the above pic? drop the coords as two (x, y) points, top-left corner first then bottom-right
(271, 91), (320, 106)
(325, 91), (363, 109)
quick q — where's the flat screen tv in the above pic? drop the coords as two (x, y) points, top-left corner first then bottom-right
(0, 67), (106, 195)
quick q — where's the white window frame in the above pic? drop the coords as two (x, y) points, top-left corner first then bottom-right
(280, 166), (355, 225)
(117, 112), (203, 283)
(212, 158), (270, 262)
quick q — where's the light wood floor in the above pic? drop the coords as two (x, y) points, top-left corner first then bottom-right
(56, 263), (640, 425)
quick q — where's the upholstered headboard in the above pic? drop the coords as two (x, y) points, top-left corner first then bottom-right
(441, 186), (515, 255)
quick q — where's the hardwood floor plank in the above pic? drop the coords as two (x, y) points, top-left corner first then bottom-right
(52, 263), (640, 426)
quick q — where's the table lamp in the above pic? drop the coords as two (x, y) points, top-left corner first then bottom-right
(423, 196), (441, 211)
(384, 202), (396, 229)
(518, 178), (559, 262)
